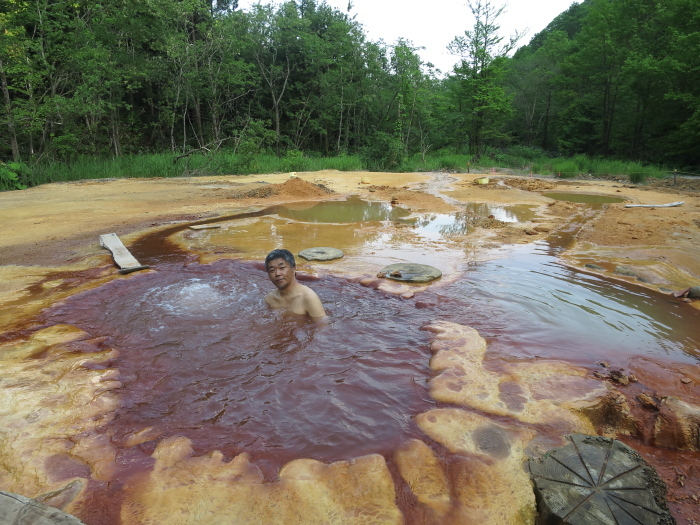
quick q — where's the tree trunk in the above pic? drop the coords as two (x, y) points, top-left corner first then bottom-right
(0, 59), (21, 162)
(111, 110), (122, 157)
(542, 91), (552, 151)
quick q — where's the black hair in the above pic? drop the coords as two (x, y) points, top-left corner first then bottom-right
(265, 249), (296, 270)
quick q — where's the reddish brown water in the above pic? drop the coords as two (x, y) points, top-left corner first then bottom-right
(22, 201), (700, 524)
(38, 244), (700, 471)
(41, 259), (436, 472)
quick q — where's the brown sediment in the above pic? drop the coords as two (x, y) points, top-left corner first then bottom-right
(227, 176), (334, 200)
(0, 171), (699, 524)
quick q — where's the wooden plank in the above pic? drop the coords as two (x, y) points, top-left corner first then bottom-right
(624, 201), (684, 208)
(99, 233), (150, 274)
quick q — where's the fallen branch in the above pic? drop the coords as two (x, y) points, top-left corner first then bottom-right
(624, 201), (684, 208)
(172, 138), (228, 164)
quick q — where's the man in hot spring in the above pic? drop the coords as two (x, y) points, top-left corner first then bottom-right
(265, 249), (327, 319)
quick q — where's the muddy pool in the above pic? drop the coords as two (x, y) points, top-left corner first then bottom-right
(2, 191), (699, 524)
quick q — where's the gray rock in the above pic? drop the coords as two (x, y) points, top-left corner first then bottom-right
(585, 263), (605, 271)
(688, 286), (700, 299)
(0, 492), (85, 524)
(298, 247), (344, 261)
(529, 434), (673, 525)
(377, 263), (442, 283)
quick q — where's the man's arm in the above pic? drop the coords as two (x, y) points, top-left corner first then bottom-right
(303, 289), (326, 318)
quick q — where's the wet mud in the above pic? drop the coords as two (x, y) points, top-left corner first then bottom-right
(0, 171), (699, 524)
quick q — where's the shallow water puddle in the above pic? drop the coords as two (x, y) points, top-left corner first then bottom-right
(431, 242), (700, 364)
(167, 197), (537, 270)
(277, 195), (411, 222)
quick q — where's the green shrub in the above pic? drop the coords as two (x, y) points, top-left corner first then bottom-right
(550, 159), (580, 178)
(280, 150), (310, 172)
(629, 172), (648, 184)
(360, 132), (405, 171)
(228, 153), (260, 175)
(0, 161), (29, 190)
(437, 157), (460, 171)
(507, 145), (545, 161)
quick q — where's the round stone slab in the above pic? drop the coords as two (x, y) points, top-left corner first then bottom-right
(378, 263), (442, 283)
(529, 434), (674, 525)
(298, 247), (344, 261)
(0, 491), (85, 524)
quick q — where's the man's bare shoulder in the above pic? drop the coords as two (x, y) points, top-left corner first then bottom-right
(299, 284), (326, 318)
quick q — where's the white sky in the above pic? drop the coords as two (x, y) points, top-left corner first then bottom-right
(237, 0), (578, 74)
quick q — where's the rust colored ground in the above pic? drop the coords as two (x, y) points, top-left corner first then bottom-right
(0, 169), (699, 523)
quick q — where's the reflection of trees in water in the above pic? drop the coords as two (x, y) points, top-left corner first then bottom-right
(413, 211), (509, 237)
(280, 196), (409, 223)
(466, 202), (521, 222)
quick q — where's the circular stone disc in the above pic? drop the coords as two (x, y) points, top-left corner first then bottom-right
(529, 434), (673, 525)
(298, 247), (344, 261)
(0, 491), (85, 524)
(378, 263), (442, 283)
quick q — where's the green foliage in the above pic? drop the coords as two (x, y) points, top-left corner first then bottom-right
(446, 0), (524, 156)
(628, 172), (648, 184)
(0, 0), (697, 174)
(279, 150), (310, 172)
(437, 157), (461, 171)
(507, 0), (700, 166)
(226, 153), (260, 175)
(548, 159), (580, 178)
(506, 145), (545, 161)
(360, 132), (405, 172)
(0, 162), (28, 190)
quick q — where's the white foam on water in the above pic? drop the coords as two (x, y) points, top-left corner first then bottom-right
(140, 278), (249, 319)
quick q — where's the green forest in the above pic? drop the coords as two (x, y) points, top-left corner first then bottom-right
(1, 0), (699, 188)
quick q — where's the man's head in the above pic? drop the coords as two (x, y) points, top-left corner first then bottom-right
(265, 249), (295, 271)
(265, 249), (297, 291)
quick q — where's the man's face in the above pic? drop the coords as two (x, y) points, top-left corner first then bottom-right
(267, 258), (295, 290)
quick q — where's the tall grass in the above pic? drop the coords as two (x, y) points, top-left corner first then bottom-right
(26, 151), (363, 186)
(14, 148), (672, 189)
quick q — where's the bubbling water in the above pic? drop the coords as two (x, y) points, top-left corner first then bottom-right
(42, 259), (435, 466)
(37, 241), (700, 471)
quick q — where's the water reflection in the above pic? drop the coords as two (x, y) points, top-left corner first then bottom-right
(277, 195), (411, 223)
(464, 202), (536, 222)
(428, 242), (700, 364)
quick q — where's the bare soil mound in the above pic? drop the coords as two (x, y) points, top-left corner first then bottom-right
(228, 177), (334, 200)
(500, 177), (557, 191)
(468, 216), (508, 229)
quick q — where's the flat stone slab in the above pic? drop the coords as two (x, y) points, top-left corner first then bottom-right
(298, 247), (344, 261)
(377, 263), (442, 283)
(0, 491), (85, 524)
(529, 434), (673, 525)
